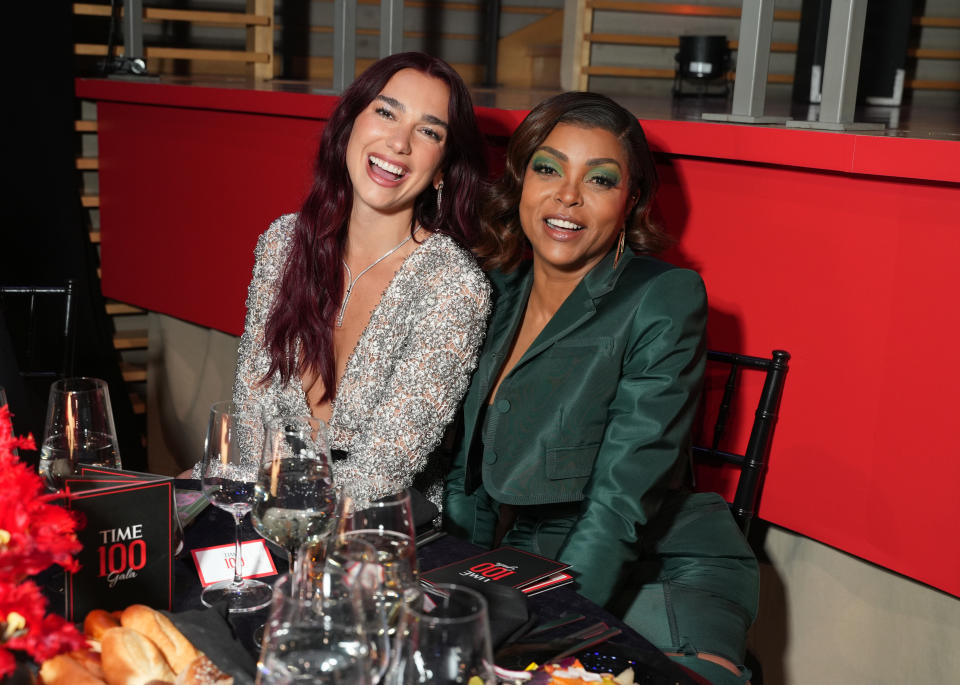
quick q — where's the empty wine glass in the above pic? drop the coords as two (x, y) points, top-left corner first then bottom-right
(252, 414), (337, 572)
(38, 377), (121, 492)
(257, 573), (372, 685)
(199, 401), (273, 612)
(389, 583), (496, 685)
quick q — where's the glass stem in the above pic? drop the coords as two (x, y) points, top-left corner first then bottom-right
(232, 510), (244, 586)
(288, 547), (299, 578)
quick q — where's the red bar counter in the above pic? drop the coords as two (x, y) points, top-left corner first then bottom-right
(76, 77), (960, 598)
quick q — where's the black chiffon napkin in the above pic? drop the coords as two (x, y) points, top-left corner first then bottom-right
(165, 603), (256, 685)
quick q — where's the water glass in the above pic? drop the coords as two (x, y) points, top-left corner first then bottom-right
(389, 583), (495, 685)
(258, 574), (372, 685)
(252, 414), (336, 571)
(38, 377), (121, 491)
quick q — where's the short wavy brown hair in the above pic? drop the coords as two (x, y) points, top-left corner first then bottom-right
(475, 91), (669, 272)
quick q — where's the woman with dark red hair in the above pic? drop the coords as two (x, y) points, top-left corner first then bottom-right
(194, 53), (490, 509)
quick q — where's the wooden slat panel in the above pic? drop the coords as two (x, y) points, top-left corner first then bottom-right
(120, 362), (147, 382)
(149, 47), (270, 62)
(908, 79), (960, 91)
(74, 3), (271, 25)
(582, 65), (795, 83)
(585, 33), (797, 52)
(75, 44), (269, 63)
(584, 1), (800, 20)
(76, 157), (98, 170)
(909, 48), (960, 60)
(355, 1), (554, 15)
(106, 301), (144, 315)
(75, 119), (98, 132)
(75, 43), (110, 56)
(73, 3), (111, 17)
(583, 65), (676, 78)
(299, 25), (477, 41)
(145, 8), (271, 25)
(81, 195), (100, 208)
(247, 0), (275, 80)
(114, 330), (148, 349)
(913, 16), (960, 28)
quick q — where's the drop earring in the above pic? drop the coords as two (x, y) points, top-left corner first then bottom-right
(613, 228), (626, 269)
(436, 180), (444, 211)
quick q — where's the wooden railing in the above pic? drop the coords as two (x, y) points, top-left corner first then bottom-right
(73, 1), (275, 80)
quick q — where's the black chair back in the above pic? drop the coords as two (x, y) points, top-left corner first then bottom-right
(0, 280), (78, 380)
(692, 349), (790, 535)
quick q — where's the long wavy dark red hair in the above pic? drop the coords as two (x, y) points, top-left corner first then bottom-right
(264, 53), (486, 401)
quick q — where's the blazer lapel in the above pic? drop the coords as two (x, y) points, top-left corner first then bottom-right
(475, 269), (533, 400)
(512, 247), (634, 370)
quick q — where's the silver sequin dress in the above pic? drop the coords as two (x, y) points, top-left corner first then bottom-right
(195, 214), (491, 509)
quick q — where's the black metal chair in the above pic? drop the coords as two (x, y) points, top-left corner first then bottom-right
(0, 279), (78, 381)
(692, 349), (790, 536)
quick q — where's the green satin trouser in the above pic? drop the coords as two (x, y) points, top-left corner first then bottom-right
(462, 488), (757, 685)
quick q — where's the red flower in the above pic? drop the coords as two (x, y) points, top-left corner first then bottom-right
(0, 405), (85, 675)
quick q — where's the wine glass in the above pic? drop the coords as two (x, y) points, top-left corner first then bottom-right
(252, 414), (336, 572)
(389, 583), (496, 685)
(333, 486), (418, 578)
(257, 573), (372, 685)
(324, 532), (417, 683)
(38, 377), (121, 492)
(199, 401), (273, 612)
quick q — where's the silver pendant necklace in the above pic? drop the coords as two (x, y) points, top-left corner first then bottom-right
(337, 226), (420, 327)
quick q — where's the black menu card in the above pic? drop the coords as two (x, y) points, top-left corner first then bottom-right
(64, 466), (174, 621)
(421, 546), (572, 594)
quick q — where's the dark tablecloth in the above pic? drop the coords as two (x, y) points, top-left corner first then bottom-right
(174, 481), (696, 684)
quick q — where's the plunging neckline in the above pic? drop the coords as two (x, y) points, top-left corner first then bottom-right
(301, 232), (438, 426)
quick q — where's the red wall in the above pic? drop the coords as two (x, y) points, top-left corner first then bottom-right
(84, 80), (960, 597)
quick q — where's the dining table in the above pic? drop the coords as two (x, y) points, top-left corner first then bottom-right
(169, 480), (703, 685)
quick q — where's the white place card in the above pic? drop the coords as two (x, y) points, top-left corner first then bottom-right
(191, 539), (278, 587)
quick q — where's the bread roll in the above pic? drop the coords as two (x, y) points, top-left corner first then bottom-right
(84, 609), (121, 640)
(173, 654), (233, 685)
(69, 648), (105, 680)
(120, 604), (199, 674)
(39, 653), (108, 685)
(100, 627), (176, 685)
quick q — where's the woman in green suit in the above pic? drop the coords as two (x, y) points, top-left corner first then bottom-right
(444, 92), (757, 685)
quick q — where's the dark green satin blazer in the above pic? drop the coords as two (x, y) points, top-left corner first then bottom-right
(445, 247), (707, 605)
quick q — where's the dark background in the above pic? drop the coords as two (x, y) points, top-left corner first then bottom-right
(2, 3), (146, 470)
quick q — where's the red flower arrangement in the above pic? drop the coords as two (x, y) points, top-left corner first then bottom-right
(0, 404), (86, 677)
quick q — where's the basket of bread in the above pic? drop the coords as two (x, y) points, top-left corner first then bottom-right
(39, 605), (232, 685)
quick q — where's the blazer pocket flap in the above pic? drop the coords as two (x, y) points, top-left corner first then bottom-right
(546, 444), (599, 480)
(546, 337), (614, 357)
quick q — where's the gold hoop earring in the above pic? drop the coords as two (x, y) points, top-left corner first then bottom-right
(613, 228), (626, 269)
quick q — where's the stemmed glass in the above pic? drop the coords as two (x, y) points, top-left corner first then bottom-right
(389, 583), (496, 684)
(325, 532), (417, 683)
(333, 486), (419, 579)
(257, 573), (372, 685)
(38, 377), (121, 492)
(251, 414), (337, 572)
(199, 401), (273, 612)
